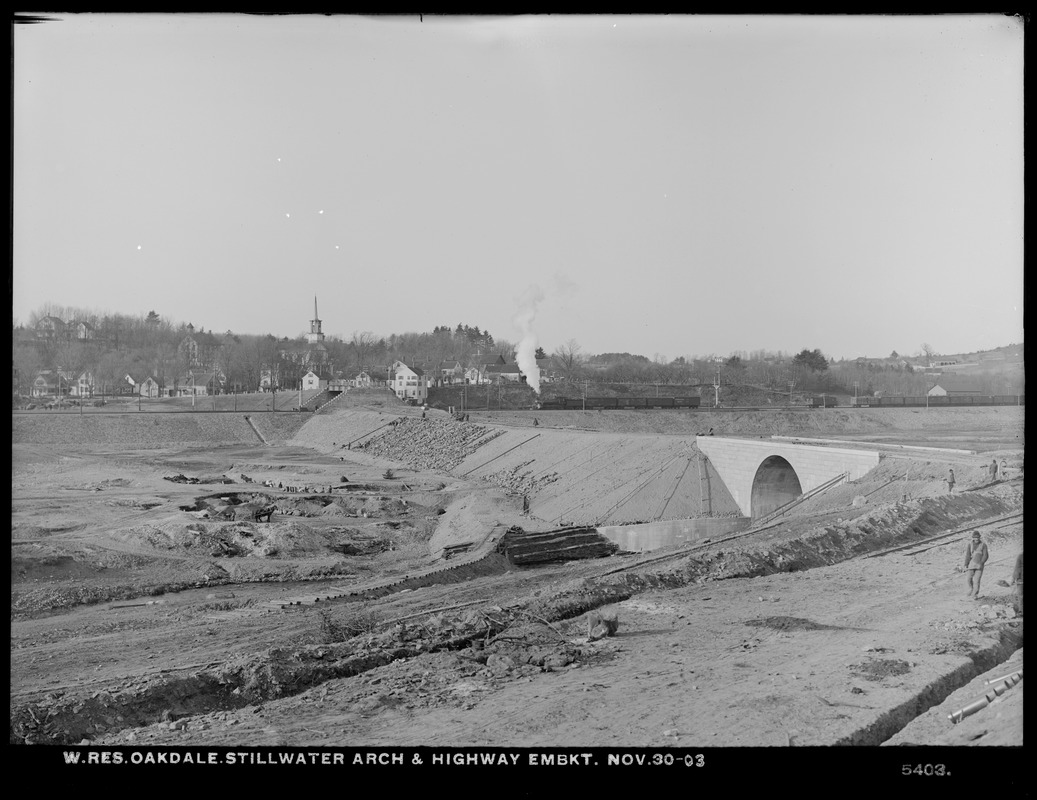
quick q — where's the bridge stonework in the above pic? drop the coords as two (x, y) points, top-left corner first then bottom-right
(695, 436), (880, 519)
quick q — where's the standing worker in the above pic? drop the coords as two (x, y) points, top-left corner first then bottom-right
(946, 468), (956, 493)
(1011, 552), (1023, 615)
(960, 530), (990, 600)
(990, 458), (999, 482)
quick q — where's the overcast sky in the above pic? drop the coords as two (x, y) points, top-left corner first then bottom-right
(13, 14), (1024, 361)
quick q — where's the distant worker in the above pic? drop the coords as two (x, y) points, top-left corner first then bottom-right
(522, 495), (530, 514)
(946, 468), (956, 493)
(990, 459), (999, 482)
(960, 530), (989, 600)
(533, 417), (539, 427)
(708, 427), (714, 436)
(1011, 551), (1023, 615)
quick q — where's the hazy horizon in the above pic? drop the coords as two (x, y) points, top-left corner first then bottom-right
(13, 14), (1024, 362)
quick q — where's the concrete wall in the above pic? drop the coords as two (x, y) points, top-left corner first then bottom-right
(696, 436), (880, 518)
(597, 516), (750, 553)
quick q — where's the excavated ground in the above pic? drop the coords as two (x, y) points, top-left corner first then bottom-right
(10, 404), (1024, 753)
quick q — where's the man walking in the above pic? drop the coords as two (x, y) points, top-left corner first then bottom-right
(1011, 552), (1023, 616)
(946, 468), (956, 493)
(961, 530), (989, 599)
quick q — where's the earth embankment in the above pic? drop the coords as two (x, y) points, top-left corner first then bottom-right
(12, 412), (311, 447)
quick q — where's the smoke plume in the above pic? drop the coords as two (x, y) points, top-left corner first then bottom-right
(514, 285), (544, 394)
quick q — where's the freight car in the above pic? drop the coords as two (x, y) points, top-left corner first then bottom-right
(534, 396), (702, 410)
(810, 396), (839, 408)
(850, 395), (1023, 408)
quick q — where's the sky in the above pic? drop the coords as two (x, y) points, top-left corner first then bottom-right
(13, 14), (1024, 362)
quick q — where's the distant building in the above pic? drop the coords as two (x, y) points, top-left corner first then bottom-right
(277, 298), (333, 384)
(483, 359), (525, 383)
(302, 370), (327, 392)
(68, 320), (95, 341)
(137, 376), (168, 399)
(436, 360), (464, 386)
(176, 371), (219, 397)
(35, 316), (67, 341)
(31, 370), (58, 397)
(928, 376), (984, 397)
(390, 361), (428, 402)
(71, 371), (96, 397)
(178, 324), (223, 370)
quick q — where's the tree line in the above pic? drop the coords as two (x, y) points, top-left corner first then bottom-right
(13, 304), (1022, 398)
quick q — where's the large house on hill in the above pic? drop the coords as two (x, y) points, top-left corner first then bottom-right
(390, 361), (429, 403)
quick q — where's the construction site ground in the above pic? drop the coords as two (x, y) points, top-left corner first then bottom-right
(10, 402), (1023, 781)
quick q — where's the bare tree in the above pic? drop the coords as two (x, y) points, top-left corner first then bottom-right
(553, 339), (584, 379)
(919, 343), (938, 367)
(350, 331), (377, 373)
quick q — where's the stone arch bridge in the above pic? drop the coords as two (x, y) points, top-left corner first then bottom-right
(695, 436), (880, 521)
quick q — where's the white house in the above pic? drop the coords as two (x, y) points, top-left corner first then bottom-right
(436, 360), (464, 385)
(176, 371), (218, 397)
(137, 376), (167, 398)
(302, 371), (327, 392)
(352, 371), (374, 388)
(463, 366), (487, 385)
(70, 371), (96, 397)
(391, 361), (429, 402)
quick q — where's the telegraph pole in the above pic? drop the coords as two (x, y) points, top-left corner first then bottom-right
(713, 358), (722, 408)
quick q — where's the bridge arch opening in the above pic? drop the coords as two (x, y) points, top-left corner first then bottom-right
(751, 456), (803, 522)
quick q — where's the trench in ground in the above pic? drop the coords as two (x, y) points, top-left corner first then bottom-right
(11, 494), (1023, 745)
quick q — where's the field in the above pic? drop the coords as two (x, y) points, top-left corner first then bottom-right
(10, 401), (1024, 781)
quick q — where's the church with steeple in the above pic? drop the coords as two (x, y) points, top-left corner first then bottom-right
(273, 297), (333, 389)
(306, 297), (325, 347)
(303, 296), (331, 375)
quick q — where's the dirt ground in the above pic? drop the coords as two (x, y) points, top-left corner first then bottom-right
(10, 403), (1024, 778)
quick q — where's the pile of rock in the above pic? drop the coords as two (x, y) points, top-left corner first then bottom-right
(362, 418), (504, 473)
(486, 459), (560, 497)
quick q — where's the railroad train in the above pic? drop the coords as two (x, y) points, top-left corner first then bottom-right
(849, 395), (1023, 408)
(535, 396), (701, 410)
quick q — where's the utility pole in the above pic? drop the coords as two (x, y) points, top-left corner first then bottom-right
(713, 358), (722, 408)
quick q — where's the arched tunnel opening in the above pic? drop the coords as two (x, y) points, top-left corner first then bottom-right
(750, 456), (803, 522)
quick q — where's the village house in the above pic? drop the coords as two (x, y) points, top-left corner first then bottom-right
(352, 371), (376, 388)
(70, 371), (96, 397)
(463, 366), (487, 385)
(928, 375), (984, 397)
(136, 376), (169, 399)
(178, 324), (223, 370)
(34, 316), (67, 341)
(31, 370), (59, 397)
(68, 320), (95, 341)
(436, 360), (464, 386)
(175, 371), (220, 397)
(390, 361), (429, 403)
(302, 370), (328, 392)
(483, 356), (525, 384)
